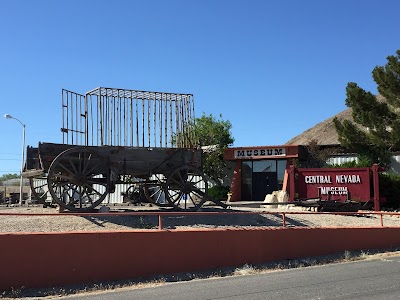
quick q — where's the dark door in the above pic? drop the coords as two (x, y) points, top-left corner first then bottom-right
(252, 172), (278, 200)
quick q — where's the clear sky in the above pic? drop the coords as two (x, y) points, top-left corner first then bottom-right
(0, 0), (399, 176)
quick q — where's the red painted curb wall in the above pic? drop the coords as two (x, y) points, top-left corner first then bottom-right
(1, 227), (400, 291)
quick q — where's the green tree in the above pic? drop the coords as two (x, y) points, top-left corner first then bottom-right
(333, 50), (400, 168)
(174, 113), (234, 185)
(0, 173), (19, 182)
(301, 140), (339, 168)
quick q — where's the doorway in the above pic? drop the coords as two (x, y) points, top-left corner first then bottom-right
(252, 172), (278, 200)
(241, 159), (286, 200)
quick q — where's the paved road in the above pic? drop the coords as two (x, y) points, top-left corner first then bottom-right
(62, 255), (400, 300)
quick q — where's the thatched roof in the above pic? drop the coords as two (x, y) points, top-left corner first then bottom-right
(285, 109), (353, 145)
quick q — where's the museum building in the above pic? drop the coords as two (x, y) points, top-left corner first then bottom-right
(223, 145), (307, 202)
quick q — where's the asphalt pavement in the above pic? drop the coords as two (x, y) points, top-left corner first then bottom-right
(56, 254), (400, 300)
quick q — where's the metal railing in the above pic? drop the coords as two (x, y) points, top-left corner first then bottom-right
(1, 210), (400, 231)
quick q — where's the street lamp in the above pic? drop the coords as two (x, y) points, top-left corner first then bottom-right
(4, 114), (26, 206)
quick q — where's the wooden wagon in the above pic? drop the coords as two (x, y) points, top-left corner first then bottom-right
(23, 87), (219, 211)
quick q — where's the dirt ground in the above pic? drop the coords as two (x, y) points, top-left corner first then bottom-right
(0, 203), (399, 233)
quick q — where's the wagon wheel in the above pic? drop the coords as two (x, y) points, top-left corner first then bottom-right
(124, 184), (142, 204)
(47, 148), (109, 212)
(29, 176), (51, 204)
(165, 165), (208, 211)
(143, 183), (170, 207)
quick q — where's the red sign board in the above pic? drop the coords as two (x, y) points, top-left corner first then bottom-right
(297, 168), (371, 201)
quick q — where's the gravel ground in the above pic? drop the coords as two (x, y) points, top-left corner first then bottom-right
(1, 204), (400, 232)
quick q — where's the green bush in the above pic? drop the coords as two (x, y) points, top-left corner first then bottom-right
(208, 185), (230, 201)
(379, 173), (400, 209)
(328, 162), (400, 209)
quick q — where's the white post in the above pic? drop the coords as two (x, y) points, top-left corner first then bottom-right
(4, 114), (26, 206)
(19, 124), (26, 206)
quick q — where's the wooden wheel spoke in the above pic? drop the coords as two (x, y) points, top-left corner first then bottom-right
(188, 193), (197, 206)
(84, 183), (104, 197)
(191, 178), (204, 185)
(150, 188), (160, 198)
(168, 189), (181, 198)
(30, 177), (50, 204)
(77, 152), (84, 173)
(34, 182), (47, 190)
(170, 177), (184, 188)
(177, 170), (186, 183)
(153, 174), (164, 182)
(58, 162), (74, 175)
(174, 194), (183, 206)
(191, 186), (205, 197)
(70, 184), (81, 197)
(164, 166), (207, 210)
(83, 160), (98, 176)
(187, 174), (195, 183)
(143, 184), (168, 207)
(54, 181), (69, 188)
(83, 190), (94, 204)
(168, 191), (179, 203)
(79, 152), (86, 173)
(60, 184), (74, 199)
(155, 190), (162, 202)
(46, 148), (106, 211)
(76, 186), (82, 208)
(53, 174), (74, 181)
(67, 157), (78, 175)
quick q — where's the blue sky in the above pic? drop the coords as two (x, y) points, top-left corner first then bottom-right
(0, 0), (399, 176)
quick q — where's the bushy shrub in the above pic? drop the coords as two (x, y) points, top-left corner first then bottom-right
(208, 185), (230, 201)
(379, 173), (400, 209)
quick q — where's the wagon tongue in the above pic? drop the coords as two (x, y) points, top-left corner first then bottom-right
(193, 187), (228, 209)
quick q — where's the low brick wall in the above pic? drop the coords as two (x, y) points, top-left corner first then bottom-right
(1, 227), (400, 291)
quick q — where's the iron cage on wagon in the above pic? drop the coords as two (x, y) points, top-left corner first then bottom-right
(24, 87), (223, 211)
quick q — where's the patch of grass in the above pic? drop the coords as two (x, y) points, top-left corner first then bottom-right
(1, 287), (23, 299)
(233, 264), (257, 276)
(343, 249), (370, 262)
(0, 278), (167, 299)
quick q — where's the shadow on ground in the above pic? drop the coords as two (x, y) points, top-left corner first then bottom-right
(81, 207), (311, 229)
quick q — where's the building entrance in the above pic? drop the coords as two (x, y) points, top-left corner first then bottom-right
(252, 172), (278, 200)
(241, 159), (286, 201)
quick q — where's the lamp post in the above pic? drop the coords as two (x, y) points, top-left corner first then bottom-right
(4, 114), (26, 206)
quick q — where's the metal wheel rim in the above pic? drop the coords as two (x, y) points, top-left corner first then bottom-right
(124, 184), (142, 204)
(47, 148), (109, 211)
(165, 165), (208, 211)
(29, 176), (50, 204)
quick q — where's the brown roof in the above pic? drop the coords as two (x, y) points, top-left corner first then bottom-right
(286, 95), (385, 146)
(285, 109), (353, 145)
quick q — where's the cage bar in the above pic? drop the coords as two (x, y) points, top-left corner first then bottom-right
(61, 87), (195, 148)
(61, 89), (87, 146)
